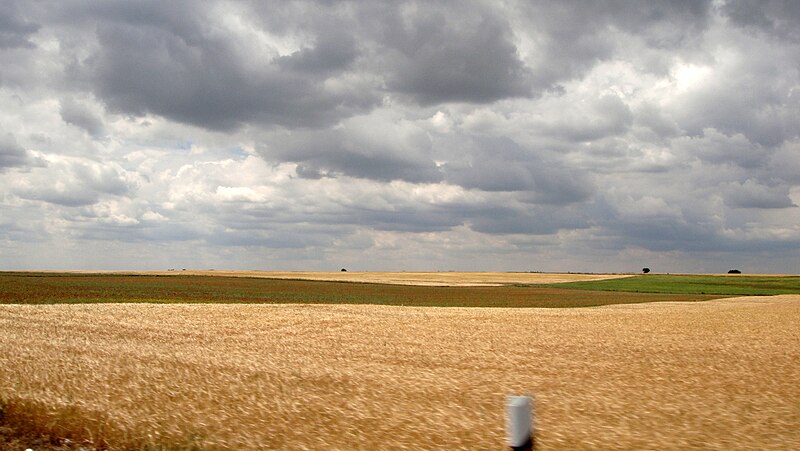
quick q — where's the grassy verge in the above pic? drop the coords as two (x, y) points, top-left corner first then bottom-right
(0, 273), (724, 308)
(538, 274), (800, 295)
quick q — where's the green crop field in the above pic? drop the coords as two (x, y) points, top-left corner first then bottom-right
(4, 272), (799, 308)
(540, 274), (800, 295)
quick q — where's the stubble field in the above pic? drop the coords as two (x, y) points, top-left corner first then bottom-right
(1, 273), (799, 449)
(33, 270), (634, 286)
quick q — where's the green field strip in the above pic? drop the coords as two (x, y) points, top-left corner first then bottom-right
(538, 275), (800, 295)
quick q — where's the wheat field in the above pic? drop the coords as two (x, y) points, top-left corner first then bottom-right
(2, 296), (799, 449)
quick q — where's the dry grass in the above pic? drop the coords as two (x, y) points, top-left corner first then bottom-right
(48, 270), (634, 286)
(2, 296), (799, 449)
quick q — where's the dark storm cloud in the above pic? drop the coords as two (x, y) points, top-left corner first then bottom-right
(0, 1), (40, 49)
(54, 1), (537, 131)
(31, 0), (713, 132)
(722, 0), (800, 41)
(82, 25), (374, 130)
(372, 3), (533, 104)
(276, 29), (358, 75)
(58, 0), (378, 130)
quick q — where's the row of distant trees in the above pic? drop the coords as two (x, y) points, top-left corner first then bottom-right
(642, 268), (741, 274)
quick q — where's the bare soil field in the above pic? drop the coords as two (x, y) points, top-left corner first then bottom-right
(50, 270), (634, 286)
(2, 296), (799, 449)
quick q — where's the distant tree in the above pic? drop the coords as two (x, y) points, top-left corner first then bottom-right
(341, 268), (347, 272)
(642, 267), (650, 274)
(728, 269), (741, 274)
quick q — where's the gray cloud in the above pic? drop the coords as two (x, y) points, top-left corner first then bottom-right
(722, 0), (800, 41)
(517, 0), (713, 86)
(607, 217), (718, 252)
(0, 133), (30, 169)
(62, 1), (379, 130)
(722, 180), (797, 209)
(207, 228), (329, 249)
(1, 0), (800, 273)
(440, 136), (594, 205)
(376, 4), (533, 104)
(669, 36), (800, 148)
(276, 29), (358, 75)
(265, 123), (442, 183)
(60, 98), (106, 137)
(338, 209), (461, 233)
(11, 158), (136, 206)
(610, 1), (712, 47)
(674, 129), (769, 169)
(469, 204), (590, 235)
(541, 95), (634, 142)
(0, 1), (39, 49)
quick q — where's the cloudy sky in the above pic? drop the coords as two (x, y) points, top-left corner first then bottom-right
(1, 0), (799, 273)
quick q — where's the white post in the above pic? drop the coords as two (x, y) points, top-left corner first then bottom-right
(506, 395), (534, 450)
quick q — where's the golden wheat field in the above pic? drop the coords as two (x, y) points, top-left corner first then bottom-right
(2, 296), (800, 450)
(56, 270), (634, 286)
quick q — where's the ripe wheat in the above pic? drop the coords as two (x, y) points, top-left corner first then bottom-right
(1, 296), (799, 449)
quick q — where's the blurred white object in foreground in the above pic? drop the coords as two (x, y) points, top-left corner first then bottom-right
(506, 395), (534, 449)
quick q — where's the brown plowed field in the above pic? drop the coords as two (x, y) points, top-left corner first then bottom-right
(2, 296), (799, 449)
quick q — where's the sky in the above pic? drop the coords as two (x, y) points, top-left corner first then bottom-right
(1, 0), (799, 273)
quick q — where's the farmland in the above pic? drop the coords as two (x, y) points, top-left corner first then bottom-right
(35, 270), (633, 286)
(1, 272), (800, 449)
(535, 274), (800, 296)
(0, 272), (728, 307)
